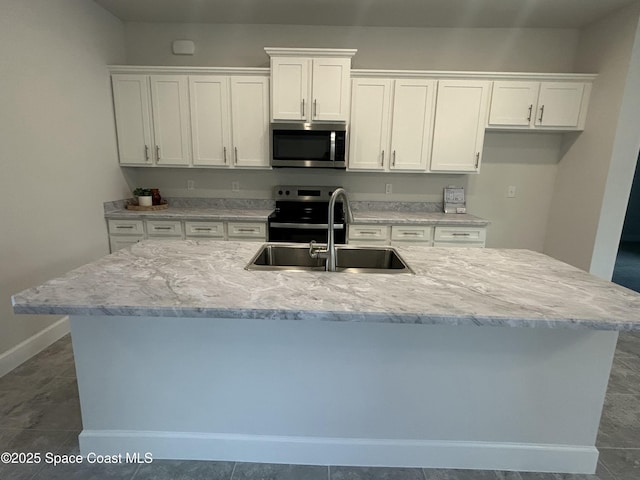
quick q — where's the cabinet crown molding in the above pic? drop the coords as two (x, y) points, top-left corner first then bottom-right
(264, 47), (357, 58)
(351, 69), (597, 81)
(108, 65), (269, 75)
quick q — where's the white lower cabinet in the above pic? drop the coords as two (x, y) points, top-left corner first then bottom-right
(348, 224), (486, 247)
(185, 221), (225, 238)
(107, 219), (267, 252)
(348, 225), (391, 244)
(146, 220), (183, 237)
(433, 226), (486, 247)
(227, 222), (267, 241)
(390, 225), (432, 246)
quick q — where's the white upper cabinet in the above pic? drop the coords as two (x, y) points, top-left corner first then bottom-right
(535, 82), (586, 128)
(112, 74), (191, 166)
(111, 75), (153, 165)
(348, 79), (392, 171)
(230, 76), (270, 168)
(349, 78), (436, 172)
(389, 79), (436, 171)
(430, 80), (491, 173)
(189, 76), (231, 167)
(149, 76), (191, 166)
(266, 48), (356, 122)
(488, 80), (590, 130)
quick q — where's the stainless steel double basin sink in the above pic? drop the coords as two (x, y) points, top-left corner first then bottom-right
(245, 243), (414, 274)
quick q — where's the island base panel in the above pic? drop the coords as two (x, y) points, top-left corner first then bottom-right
(69, 315), (617, 474)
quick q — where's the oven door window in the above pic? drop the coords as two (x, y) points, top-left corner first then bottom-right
(272, 130), (331, 162)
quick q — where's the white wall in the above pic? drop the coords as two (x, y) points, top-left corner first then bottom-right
(121, 22), (576, 250)
(0, 0), (129, 356)
(543, 3), (640, 277)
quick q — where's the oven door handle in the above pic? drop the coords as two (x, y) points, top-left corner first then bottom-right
(269, 222), (344, 230)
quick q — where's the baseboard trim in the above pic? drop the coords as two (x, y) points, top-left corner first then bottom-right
(0, 317), (70, 377)
(79, 430), (599, 474)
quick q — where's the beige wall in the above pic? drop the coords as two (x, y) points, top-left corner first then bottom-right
(124, 23), (579, 72)
(543, 3), (640, 277)
(0, 0), (129, 355)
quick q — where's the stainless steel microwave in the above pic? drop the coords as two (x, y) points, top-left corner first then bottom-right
(270, 123), (347, 169)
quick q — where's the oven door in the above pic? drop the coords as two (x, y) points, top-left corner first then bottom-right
(269, 222), (346, 244)
(271, 123), (346, 168)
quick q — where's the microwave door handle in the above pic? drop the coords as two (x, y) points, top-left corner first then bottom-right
(330, 132), (336, 161)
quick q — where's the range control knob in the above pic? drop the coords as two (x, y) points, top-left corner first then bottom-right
(278, 190), (283, 195)
(285, 190), (290, 195)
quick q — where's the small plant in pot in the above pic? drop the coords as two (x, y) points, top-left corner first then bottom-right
(133, 188), (153, 207)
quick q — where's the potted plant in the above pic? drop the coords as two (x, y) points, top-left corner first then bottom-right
(133, 188), (153, 207)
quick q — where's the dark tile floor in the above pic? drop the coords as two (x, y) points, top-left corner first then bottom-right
(612, 242), (640, 294)
(1, 333), (640, 479)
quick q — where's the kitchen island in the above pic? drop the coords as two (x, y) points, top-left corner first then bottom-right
(11, 240), (640, 474)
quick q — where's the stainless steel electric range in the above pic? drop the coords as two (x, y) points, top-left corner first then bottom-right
(268, 186), (346, 244)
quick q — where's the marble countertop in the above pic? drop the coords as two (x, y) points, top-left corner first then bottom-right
(12, 240), (640, 331)
(352, 211), (489, 226)
(105, 206), (274, 222)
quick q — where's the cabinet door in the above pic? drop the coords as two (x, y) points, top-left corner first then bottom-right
(488, 81), (539, 127)
(389, 79), (436, 171)
(189, 76), (231, 167)
(150, 75), (191, 166)
(111, 75), (153, 165)
(311, 58), (351, 122)
(271, 57), (310, 121)
(535, 82), (585, 128)
(348, 79), (392, 171)
(230, 76), (270, 168)
(430, 80), (490, 173)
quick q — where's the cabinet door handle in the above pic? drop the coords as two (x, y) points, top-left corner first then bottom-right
(155, 145), (160, 161)
(313, 99), (317, 118)
(301, 99), (305, 117)
(234, 147), (238, 164)
(538, 105), (545, 123)
(381, 150), (385, 166)
(144, 145), (150, 162)
(392, 150), (396, 167)
(223, 147), (227, 164)
(475, 152), (480, 169)
(527, 104), (533, 122)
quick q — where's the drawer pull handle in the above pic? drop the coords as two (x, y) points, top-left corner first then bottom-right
(402, 232), (420, 235)
(236, 228), (257, 233)
(194, 227), (212, 231)
(359, 231), (378, 235)
(451, 232), (471, 236)
(116, 225), (134, 229)
(154, 226), (173, 230)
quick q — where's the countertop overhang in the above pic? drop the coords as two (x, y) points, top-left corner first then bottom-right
(11, 240), (640, 331)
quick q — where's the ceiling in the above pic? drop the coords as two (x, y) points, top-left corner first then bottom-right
(93, 0), (639, 28)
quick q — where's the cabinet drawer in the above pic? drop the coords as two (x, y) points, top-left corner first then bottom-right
(227, 222), (266, 239)
(107, 219), (144, 236)
(185, 221), (225, 238)
(146, 220), (183, 237)
(109, 235), (144, 252)
(433, 226), (486, 244)
(391, 225), (432, 243)
(348, 224), (390, 242)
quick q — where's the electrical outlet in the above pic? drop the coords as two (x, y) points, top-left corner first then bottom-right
(507, 185), (516, 198)
(385, 183), (392, 194)
(187, 180), (195, 190)
(231, 181), (240, 192)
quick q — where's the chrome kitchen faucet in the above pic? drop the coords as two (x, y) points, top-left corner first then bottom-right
(309, 188), (354, 271)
